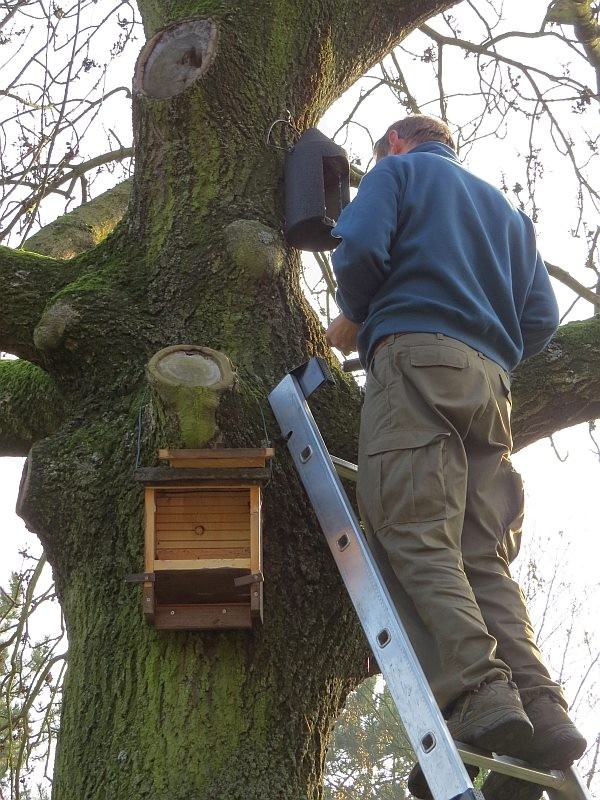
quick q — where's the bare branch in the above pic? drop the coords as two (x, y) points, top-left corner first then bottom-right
(545, 260), (600, 307)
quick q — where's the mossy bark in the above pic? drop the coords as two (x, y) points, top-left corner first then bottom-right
(1, 0), (599, 798)
(512, 317), (600, 451)
(23, 179), (133, 260)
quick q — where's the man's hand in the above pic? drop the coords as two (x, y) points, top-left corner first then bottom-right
(325, 313), (361, 355)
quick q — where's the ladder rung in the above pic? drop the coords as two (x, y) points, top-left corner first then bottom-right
(457, 743), (565, 787)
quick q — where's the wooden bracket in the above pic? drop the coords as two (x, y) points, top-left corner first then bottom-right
(125, 572), (155, 583)
(233, 571), (264, 587)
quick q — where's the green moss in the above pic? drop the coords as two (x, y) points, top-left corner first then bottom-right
(0, 359), (63, 455)
(139, 1), (224, 36)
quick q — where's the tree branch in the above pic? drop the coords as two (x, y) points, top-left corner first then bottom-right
(512, 317), (600, 450)
(23, 178), (132, 259)
(546, 260), (600, 307)
(547, 0), (600, 94)
(329, 0), (459, 100)
(0, 359), (64, 456)
(0, 246), (79, 362)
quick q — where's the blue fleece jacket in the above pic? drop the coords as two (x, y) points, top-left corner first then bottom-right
(331, 142), (559, 371)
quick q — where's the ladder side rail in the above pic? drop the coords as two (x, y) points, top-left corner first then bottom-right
(546, 766), (593, 800)
(269, 373), (482, 800)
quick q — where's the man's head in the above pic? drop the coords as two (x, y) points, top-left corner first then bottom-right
(373, 115), (455, 161)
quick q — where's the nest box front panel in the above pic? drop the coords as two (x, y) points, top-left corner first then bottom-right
(154, 487), (251, 565)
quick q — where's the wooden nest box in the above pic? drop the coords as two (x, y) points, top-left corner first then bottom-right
(133, 448), (273, 630)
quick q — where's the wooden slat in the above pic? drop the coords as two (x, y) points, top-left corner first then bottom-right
(156, 546), (250, 560)
(156, 500), (249, 513)
(155, 514), (250, 525)
(167, 457), (266, 468)
(156, 520), (249, 530)
(156, 539), (250, 551)
(154, 557), (251, 570)
(135, 468), (270, 483)
(143, 581), (155, 622)
(250, 485), (261, 575)
(249, 485), (263, 622)
(153, 604), (252, 630)
(159, 448), (275, 469)
(144, 487), (156, 569)
(156, 505), (249, 515)
(156, 528), (250, 547)
(156, 497), (250, 506)
(157, 521), (249, 532)
(156, 503), (248, 513)
(156, 488), (250, 497)
(156, 491), (249, 505)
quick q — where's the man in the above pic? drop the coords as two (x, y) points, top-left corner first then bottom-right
(325, 115), (586, 799)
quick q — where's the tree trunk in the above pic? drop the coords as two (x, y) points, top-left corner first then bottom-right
(2, 0), (599, 798)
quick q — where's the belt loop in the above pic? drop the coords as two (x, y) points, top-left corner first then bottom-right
(436, 332), (444, 340)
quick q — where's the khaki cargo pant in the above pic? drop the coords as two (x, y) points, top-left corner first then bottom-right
(357, 332), (566, 712)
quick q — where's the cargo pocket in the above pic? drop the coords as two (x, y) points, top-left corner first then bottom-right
(409, 345), (469, 369)
(365, 430), (450, 529)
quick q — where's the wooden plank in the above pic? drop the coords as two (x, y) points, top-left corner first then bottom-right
(156, 487), (250, 498)
(157, 521), (249, 533)
(135, 467), (270, 483)
(157, 502), (248, 510)
(250, 583), (263, 623)
(249, 485), (263, 623)
(157, 492), (250, 515)
(167, 457), (266, 469)
(156, 539), (250, 551)
(154, 557), (251, 570)
(153, 604), (252, 630)
(155, 514), (250, 525)
(156, 547), (250, 560)
(249, 485), (262, 576)
(159, 447), (274, 464)
(144, 487), (156, 570)
(156, 528), (250, 542)
(156, 499), (250, 512)
(155, 490), (249, 504)
(143, 581), (155, 622)
(156, 517), (250, 529)
(156, 491), (249, 501)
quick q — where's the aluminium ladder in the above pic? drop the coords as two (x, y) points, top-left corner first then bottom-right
(268, 358), (591, 800)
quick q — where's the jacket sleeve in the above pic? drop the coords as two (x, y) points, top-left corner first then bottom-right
(520, 252), (560, 361)
(331, 161), (401, 323)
